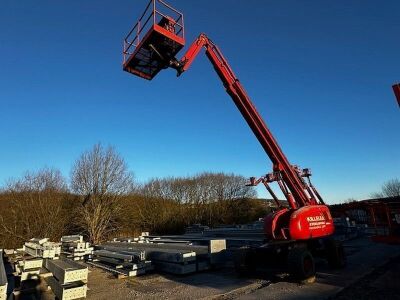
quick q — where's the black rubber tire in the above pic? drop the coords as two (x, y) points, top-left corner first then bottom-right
(287, 248), (316, 281)
(325, 239), (346, 269)
(233, 247), (256, 276)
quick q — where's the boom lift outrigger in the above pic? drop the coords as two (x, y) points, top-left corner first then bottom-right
(123, 0), (345, 280)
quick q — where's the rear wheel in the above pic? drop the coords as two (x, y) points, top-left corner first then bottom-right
(287, 247), (316, 281)
(325, 239), (346, 268)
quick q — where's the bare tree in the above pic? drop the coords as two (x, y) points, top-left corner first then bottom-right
(372, 178), (400, 198)
(138, 172), (256, 227)
(70, 143), (134, 243)
(0, 168), (69, 248)
(141, 172), (255, 203)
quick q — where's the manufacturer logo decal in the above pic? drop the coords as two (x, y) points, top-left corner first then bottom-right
(306, 215), (326, 229)
(306, 216), (325, 222)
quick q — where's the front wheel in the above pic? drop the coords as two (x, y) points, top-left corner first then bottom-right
(287, 247), (316, 281)
(233, 247), (257, 276)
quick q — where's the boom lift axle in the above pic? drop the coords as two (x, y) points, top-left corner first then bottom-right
(123, 0), (344, 280)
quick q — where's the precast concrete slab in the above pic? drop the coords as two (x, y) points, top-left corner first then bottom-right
(45, 258), (88, 285)
(47, 276), (87, 300)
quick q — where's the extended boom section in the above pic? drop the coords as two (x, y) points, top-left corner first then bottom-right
(169, 34), (334, 241)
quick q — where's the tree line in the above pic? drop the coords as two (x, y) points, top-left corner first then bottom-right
(0, 144), (267, 248)
(2, 143), (396, 248)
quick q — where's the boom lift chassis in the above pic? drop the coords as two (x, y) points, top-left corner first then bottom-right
(123, 0), (345, 280)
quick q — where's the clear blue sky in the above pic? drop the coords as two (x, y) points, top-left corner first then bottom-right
(1, 0), (399, 203)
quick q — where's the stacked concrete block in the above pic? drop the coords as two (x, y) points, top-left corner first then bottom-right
(15, 257), (43, 281)
(100, 239), (226, 275)
(149, 225), (265, 248)
(119, 243), (199, 274)
(185, 224), (210, 234)
(45, 258), (88, 300)
(101, 243), (196, 274)
(2, 249), (15, 256)
(61, 235), (93, 261)
(144, 248), (197, 275)
(89, 231), (228, 277)
(200, 227), (266, 248)
(23, 238), (61, 259)
(112, 232), (152, 244)
(0, 250), (7, 300)
(89, 248), (148, 277)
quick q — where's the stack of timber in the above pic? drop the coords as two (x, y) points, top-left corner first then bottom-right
(23, 238), (61, 259)
(0, 250), (7, 300)
(88, 248), (148, 278)
(101, 238), (226, 275)
(61, 235), (93, 261)
(45, 258), (88, 300)
(14, 257), (43, 281)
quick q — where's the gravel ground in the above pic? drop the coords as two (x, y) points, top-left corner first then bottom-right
(84, 267), (269, 300)
(333, 254), (400, 300)
(29, 237), (400, 300)
(238, 238), (400, 300)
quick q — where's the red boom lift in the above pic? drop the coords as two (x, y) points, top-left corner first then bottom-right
(123, 0), (345, 280)
(393, 83), (400, 107)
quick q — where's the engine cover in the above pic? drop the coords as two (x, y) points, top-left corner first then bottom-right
(264, 205), (335, 240)
(289, 205), (334, 240)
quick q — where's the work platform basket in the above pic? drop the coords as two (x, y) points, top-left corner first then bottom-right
(123, 0), (185, 80)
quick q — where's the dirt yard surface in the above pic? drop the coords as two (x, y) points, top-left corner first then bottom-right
(37, 237), (400, 300)
(333, 254), (400, 300)
(238, 238), (400, 300)
(85, 268), (269, 300)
